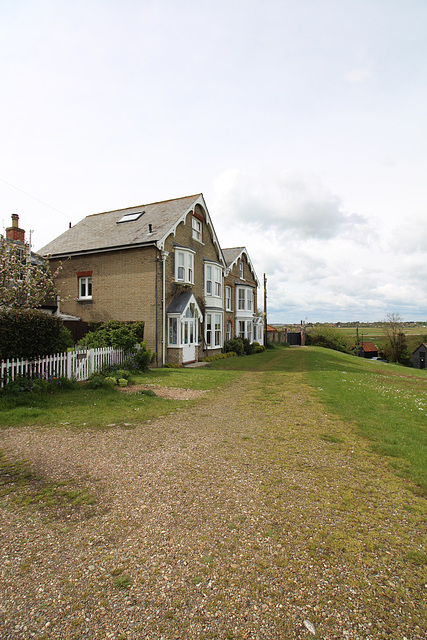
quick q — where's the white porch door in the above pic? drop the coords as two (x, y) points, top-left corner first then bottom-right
(182, 317), (197, 363)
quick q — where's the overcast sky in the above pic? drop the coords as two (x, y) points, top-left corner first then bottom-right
(1, 0), (426, 323)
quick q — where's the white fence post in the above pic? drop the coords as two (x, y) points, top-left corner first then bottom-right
(0, 344), (136, 388)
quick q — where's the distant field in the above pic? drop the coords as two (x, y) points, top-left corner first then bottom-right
(335, 324), (427, 339)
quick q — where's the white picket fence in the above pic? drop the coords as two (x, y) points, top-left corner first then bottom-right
(0, 346), (129, 387)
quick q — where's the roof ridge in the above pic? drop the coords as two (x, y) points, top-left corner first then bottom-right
(87, 194), (202, 218)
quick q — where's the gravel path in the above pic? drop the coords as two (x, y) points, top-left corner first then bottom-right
(0, 371), (426, 639)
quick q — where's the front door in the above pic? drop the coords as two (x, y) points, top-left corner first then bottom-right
(182, 312), (197, 363)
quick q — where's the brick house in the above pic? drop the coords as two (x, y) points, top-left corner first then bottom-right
(40, 194), (261, 365)
(222, 247), (263, 345)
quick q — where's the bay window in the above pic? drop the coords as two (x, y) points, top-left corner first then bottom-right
(175, 249), (194, 284)
(236, 286), (254, 311)
(205, 264), (222, 299)
(206, 312), (223, 348)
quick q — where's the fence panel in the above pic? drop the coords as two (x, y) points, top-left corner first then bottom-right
(0, 346), (130, 387)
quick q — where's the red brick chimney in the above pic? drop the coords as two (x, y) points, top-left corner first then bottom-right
(6, 214), (25, 243)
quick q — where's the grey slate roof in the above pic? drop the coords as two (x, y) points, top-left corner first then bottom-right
(39, 194), (202, 257)
(222, 247), (245, 267)
(166, 291), (195, 315)
(223, 246), (260, 286)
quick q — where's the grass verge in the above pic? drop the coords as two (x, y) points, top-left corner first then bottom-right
(209, 345), (427, 494)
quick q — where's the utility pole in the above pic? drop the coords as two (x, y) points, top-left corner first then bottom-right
(356, 322), (360, 356)
(263, 273), (267, 346)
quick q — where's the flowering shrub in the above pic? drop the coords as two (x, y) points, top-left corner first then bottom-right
(0, 236), (61, 309)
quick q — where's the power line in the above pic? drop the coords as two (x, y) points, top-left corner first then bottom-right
(0, 176), (70, 219)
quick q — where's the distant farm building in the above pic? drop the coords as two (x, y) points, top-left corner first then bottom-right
(412, 344), (427, 369)
(356, 341), (378, 359)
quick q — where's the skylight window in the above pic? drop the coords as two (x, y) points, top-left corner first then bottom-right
(117, 211), (144, 223)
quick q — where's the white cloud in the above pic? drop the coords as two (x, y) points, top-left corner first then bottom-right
(212, 169), (367, 241)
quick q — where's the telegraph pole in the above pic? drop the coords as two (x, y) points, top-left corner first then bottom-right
(263, 273), (267, 346)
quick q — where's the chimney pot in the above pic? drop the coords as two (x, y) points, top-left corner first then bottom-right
(6, 213), (25, 243)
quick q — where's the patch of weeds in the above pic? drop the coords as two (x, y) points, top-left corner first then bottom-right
(137, 389), (157, 397)
(407, 549), (427, 565)
(201, 554), (215, 566)
(0, 449), (96, 517)
(113, 574), (132, 589)
(320, 433), (344, 444)
(191, 575), (203, 585)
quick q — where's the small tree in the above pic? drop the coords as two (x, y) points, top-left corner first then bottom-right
(381, 313), (411, 364)
(0, 236), (60, 309)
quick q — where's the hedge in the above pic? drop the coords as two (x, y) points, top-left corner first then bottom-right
(0, 309), (73, 360)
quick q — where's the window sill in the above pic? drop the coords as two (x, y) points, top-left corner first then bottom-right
(192, 236), (204, 245)
(78, 298), (93, 304)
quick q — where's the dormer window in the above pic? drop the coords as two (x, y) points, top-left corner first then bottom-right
(117, 211), (144, 223)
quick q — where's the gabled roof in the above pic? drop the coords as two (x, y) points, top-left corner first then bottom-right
(360, 342), (378, 352)
(222, 247), (245, 266)
(412, 343), (427, 354)
(166, 291), (203, 320)
(223, 246), (259, 286)
(39, 194), (224, 263)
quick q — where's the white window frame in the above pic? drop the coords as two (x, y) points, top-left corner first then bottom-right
(239, 260), (244, 279)
(225, 286), (232, 311)
(237, 286), (254, 312)
(226, 320), (232, 342)
(214, 267), (222, 298)
(168, 316), (179, 345)
(239, 320), (245, 339)
(205, 312), (223, 349)
(192, 217), (202, 242)
(175, 249), (194, 285)
(238, 288), (245, 310)
(78, 276), (92, 300)
(206, 265), (212, 294)
(205, 264), (222, 299)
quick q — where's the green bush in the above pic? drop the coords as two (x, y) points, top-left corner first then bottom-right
(202, 352), (237, 362)
(242, 338), (254, 355)
(1, 375), (77, 396)
(79, 321), (144, 351)
(0, 309), (74, 359)
(85, 373), (115, 390)
(253, 342), (265, 353)
(224, 338), (244, 355)
(125, 341), (156, 372)
(306, 326), (351, 353)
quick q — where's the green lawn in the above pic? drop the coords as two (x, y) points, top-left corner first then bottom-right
(2, 346), (426, 493)
(0, 367), (238, 430)
(209, 346), (427, 494)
